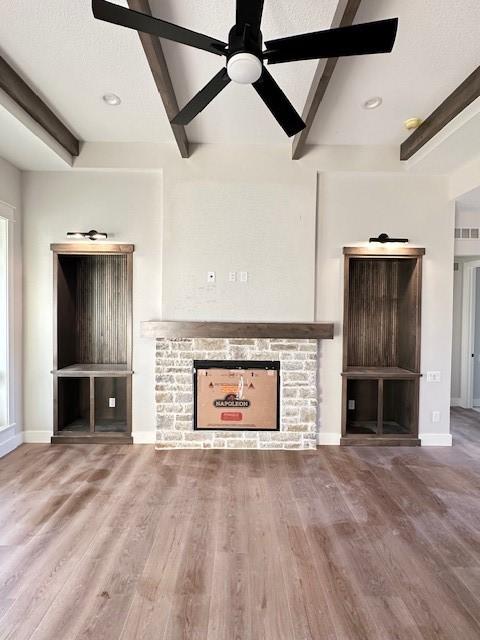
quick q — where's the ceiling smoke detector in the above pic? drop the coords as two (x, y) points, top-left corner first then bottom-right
(404, 117), (422, 130)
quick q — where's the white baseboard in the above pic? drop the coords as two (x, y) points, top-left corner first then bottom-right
(420, 433), (453, 447)
(450, 397), (462, 407)
(0, 428), (24, 457)
(133, 430), (156, 444)
(317, 432), (341, 446)
(24, 430), (52, 443)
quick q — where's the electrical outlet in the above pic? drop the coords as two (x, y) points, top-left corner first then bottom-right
(109, 397), (116, 408)
(239, 271), (248, 282)
(207, 271), (216, 283)
(426, 371), (441, 382)
(228, 271), (236, 282)
(348, 399), (355, 410)
(432, 410), (440, 423)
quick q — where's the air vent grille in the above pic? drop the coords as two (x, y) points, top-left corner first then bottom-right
(455, 228), (480, 239)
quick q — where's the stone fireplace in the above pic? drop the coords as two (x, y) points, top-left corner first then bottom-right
(142, 322), (334, 450)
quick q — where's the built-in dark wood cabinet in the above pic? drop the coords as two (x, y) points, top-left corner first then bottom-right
(51, 243), (134, 444)
(341, 245), (424, 445)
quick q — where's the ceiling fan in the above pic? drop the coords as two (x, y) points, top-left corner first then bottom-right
(92, 0), (398, 137)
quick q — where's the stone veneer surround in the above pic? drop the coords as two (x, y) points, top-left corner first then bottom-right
(155, 338), (318, 449)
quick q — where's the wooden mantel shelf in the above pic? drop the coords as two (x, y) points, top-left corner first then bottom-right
(141, 321), (334, 340)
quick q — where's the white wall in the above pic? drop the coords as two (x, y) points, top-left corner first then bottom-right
(0, 157), (23, 457)
(316, 172), (454, 446)
(162, 148), (316, 321)
(21, 146), (455, 446)
(451, 261), (463, 401)
(22, 171), (162, 443)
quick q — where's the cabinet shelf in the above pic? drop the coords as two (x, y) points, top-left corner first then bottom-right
(342, 367), (420, 379)
(51, 432), (133, 444)
(55, 364), (132, 376)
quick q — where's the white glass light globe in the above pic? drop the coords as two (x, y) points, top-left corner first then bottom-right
(227, 53), (262, 84)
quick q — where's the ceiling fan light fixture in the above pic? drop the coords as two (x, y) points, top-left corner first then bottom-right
(227, 53), (262, 84)
(92, 0), (398, 135)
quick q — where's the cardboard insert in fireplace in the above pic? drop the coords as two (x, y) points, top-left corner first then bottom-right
(193, 360), (280, 431)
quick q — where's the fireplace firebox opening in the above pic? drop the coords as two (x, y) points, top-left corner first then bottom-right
(193, 360), (280, 431)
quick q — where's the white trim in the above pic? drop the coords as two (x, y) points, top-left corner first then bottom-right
(133, 430), (156, 444)
(450, 397), (462, 406)
(0, 421), (16, 434)
(0, 206), (11, 432)
(24, 430), (51, 443)
(460, 260), (480, 409)
(318, 432), (341, 446)
(0, 430), (23, 457)
(420, 433), (453, 447)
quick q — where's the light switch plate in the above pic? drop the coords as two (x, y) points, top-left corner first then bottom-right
(432, 410), (440, 423)
(228, 271), (236, 282)
(207, 271), (216, 283)
(109, 397), (116, 408)
(348, 399), (355, 410)
(239, 271), (248, 282)
(426, 371), (441, 382)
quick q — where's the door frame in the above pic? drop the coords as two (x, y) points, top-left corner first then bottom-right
(0, 200), (15, 432)
(460, 260), (480, 408)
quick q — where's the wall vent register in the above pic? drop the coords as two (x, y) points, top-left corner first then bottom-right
(455, 228), (480, 239)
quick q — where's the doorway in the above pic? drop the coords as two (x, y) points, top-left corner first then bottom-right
(0, 215), (8, 428)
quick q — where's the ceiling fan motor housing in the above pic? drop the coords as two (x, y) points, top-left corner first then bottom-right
(227, 25), (263, 84)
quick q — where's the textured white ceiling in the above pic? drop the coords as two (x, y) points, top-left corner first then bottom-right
(0, 0), (174, 143)
(152, 0), (338, 143)
(308, 0), (480, 145)
(0, 0), (479, 147)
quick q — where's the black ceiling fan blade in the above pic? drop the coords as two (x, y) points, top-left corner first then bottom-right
(236, 0), (265, 33)
(264, 18), (398, 64)
(171, 68), (231, 125)
(92, 0), (227, 56)
(253, 68), (305, 137)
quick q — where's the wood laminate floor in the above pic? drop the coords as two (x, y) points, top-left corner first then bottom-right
(1, 409), (480, 639)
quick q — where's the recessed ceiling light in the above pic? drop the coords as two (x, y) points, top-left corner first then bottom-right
(102, 93), (121, 106)
(363, 96), (383, 110)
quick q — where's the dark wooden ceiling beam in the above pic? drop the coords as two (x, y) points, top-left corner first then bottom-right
(0, 55), (80, 157)
(127, 0), (189, 158)
(292, 0), (362, 160)
(400, 65), (480, 161)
